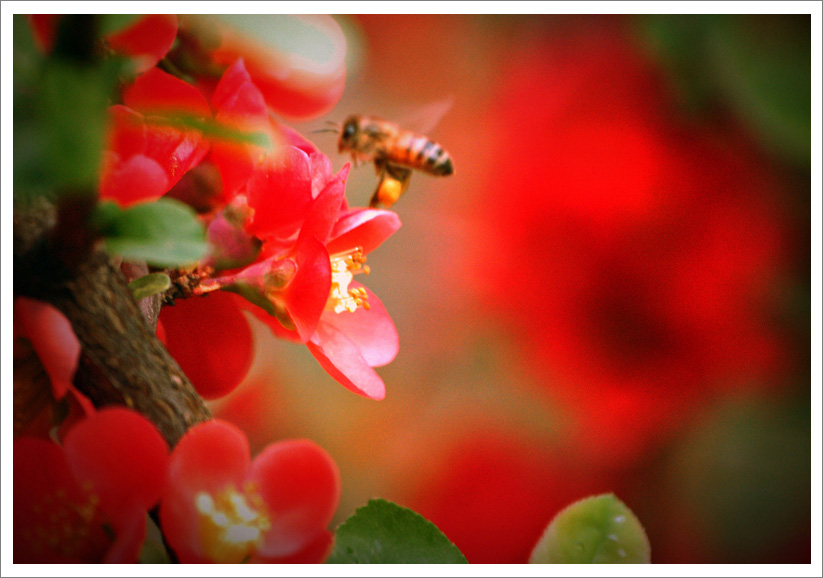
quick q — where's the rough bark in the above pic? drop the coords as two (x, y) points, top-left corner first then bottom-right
(14, 198), (211, 447)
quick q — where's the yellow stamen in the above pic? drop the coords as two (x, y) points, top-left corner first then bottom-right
(328, 248), (371, 313)
(194, 483), (271, 564)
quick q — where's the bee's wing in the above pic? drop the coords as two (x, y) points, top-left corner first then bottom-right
(397, 96), (454, 136)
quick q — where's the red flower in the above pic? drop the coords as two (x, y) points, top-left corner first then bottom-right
(157, 290), (254, 400)
(28, 15), (177, 72)
(404, 429), (600, 564)
(99, 67), (211, 206)
(14, 408), (170, 563)
(13, 297), (94, 438)
(238, 188), (402, 400)
(105, 15), (179, 73)
(179, 15), (347, 119)
(14, 297), (80, 401)
(474, 20), (788, 464)
(159, 420), (340, 563)
(208, 59), (280, 200)
(151, 56), (400, 400)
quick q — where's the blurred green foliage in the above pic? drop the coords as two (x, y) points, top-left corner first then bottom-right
(94, 200), (208, 267)
(666, 391), (811, 562)
(13, 15), (129, 200)
(637, 15), (810, 166)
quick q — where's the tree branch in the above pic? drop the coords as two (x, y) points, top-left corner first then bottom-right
(14, 198), (212, 447)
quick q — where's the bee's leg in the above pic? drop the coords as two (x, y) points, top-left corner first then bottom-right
(370, 163), (412, 209)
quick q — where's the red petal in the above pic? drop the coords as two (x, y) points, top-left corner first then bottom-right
(210, 59), (274, 198)
(326, 208), (402, 255)
(283, 235), (331, 342)
(158, 291), (254, 400)
(211, 59), (269, 120)
(99, 153), (169, 206)
(123, 67), (211, 117)
(13, 297), (80, 400)
(62, 408), (169, 514)
(246, 146), (313, 239)
(100, 104), (209, 206)
(14, 438), (113, 562)
(160, 420), (251, 563)
(321, 284), (399, 367)
(210, 15), (347, 119)
(234, 292), (303, 343)
(307, 322), (387, 400)
(27, 14), (60, 52)
(106, 15), (178, 73)
(249, 439), (341, 558)
(168, 420), (251, 494)
(299, 167), (347, 246)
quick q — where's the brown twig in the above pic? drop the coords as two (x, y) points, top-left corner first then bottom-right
(14, 198), (212, 447)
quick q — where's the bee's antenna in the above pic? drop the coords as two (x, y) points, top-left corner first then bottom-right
(311, 120), (341, 134)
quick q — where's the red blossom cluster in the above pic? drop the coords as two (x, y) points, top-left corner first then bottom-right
(14, 408), (339, 563)
(15, 13), (393, 564)
(27, 13), (401, 402)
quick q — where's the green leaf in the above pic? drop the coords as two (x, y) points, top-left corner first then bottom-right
(529, 494), (650, 564)
(97, 199), (208, 267)
(129, 273), (171, 300)
(327, 499), (468, 564)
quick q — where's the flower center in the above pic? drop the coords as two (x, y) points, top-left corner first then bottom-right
(328, 248), (371, 314)
(22, 484), (111, 561)
(195, 483), (271, 563)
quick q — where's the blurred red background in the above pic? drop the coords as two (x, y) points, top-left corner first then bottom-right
(212, 14), (812, 564)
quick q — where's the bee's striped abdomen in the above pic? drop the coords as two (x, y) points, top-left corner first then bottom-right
(392, 131), (454, 176)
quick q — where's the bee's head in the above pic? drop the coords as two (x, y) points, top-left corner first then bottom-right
(338, 116), (361, 152)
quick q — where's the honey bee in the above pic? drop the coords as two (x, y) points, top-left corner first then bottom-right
(332, 107), (454, 208)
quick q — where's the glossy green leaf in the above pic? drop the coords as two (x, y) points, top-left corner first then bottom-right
(97, 199), (207, 267)
(327, 499), (468, 564)
(529, 494), (650, 564)
(129, 273), (172, 301)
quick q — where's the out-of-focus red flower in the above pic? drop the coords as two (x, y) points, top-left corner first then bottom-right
(13, 297), (95, 439)
(27, 14), (177, 72)
(105, 14), (178, 73)
(208, 59), (281, 200)
(14, 297), (80, 401)
(159, 420), (340, 563)
(157, 290), (254, 400)
(14, 408), (169, 563)
(475, 20), (788, 465)
(179, 15), (346, 120)
(407, 430), (601, 564)
(99, 67), (211, 206)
